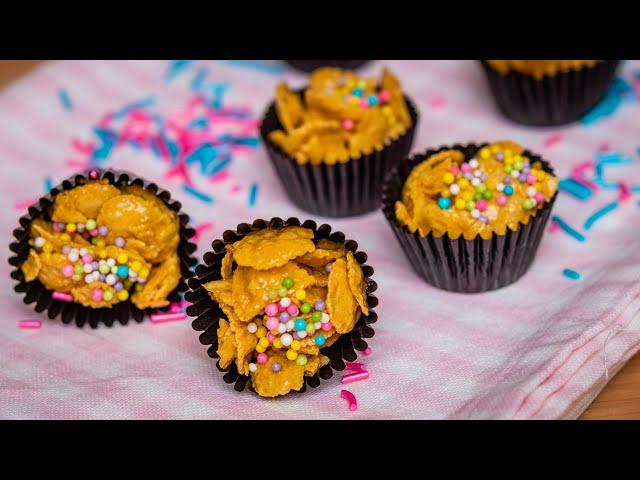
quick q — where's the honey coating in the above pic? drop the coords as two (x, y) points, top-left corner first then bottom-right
(268, 67), (412, 165)
(486, 60), (600, 79)
(203, 226), (368, 397)
(21, 179), (182, 310)
(395, 141), (558, 241)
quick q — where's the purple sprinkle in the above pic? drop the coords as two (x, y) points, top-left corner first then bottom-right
(314, 300), (325, 311)
(293, 332), (300, 340)
(519, 175), (528, 183)
(62, 246), (71, 254)
(98, 226), (108, 236)
(522, 165), (530, 174)
(91, 261), (99, 270)
(324, 263), (333, 273)
(465, 172), (473, 180)
(495, 152), (504, 161)
(479, 215), (489, 224)
(279, 312), (290, 323)
(114, 282), (123, 292)
(504, 176), (512, 184)
(99, 274), (106, 282)
(271, 362), (281, 373)
(115, 236), (125, 248)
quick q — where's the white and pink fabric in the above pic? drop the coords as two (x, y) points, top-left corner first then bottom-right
(1, 60), (639, 419)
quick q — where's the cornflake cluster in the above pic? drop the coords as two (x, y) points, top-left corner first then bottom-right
(203, 226), (369, 397)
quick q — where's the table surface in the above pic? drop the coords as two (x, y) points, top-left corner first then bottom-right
(1, 60), (638, 420)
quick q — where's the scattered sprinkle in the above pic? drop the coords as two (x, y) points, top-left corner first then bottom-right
(341, 371), (370, 384)
(559, 178), (592, 201)
(248, 182), (259, 207)
(429, 96), (445, 108)
(543, 134), (563, 148)
(362, 347), (372, 356)
(551, 215), (586, 243)
(182, 184), (213, 204)
(618, 182), (632, 202)
(222, 60), (286, 75)
(340, 389), (358, 412)
(57, 88), (73, 112)
(14, 198), (38, 211)
(150, 312), (186, 324)
(44, 176), (53, 193)
(345, 362), (367, 372)
(562, 269), (581, 281)
(165, 60), (193, 82)
(192, 221), (214, 242)
(584, 201), (619, 231)
(52, 291), (73, 302)
(549, 222), (560, 233)
(230, 184), (241, 193)
(19, 320), (41, 329)
(581, 77), (636, 125)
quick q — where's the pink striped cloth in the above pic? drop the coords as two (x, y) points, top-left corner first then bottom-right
(1, 60), (639, 419)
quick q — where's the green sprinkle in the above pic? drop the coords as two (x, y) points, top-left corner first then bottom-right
(282, 277), (294, 289)
(300, 303), (312, 314)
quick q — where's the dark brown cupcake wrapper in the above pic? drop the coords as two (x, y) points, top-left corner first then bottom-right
(285, 60), (370, 73)
(8, 168), (198, 328)
(185, 217), (377, 396)
(260, 93), (419, 218)
(480, 60), (620, 127)
(381, 143), (558, 293)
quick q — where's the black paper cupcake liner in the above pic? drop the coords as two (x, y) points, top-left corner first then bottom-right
(480, 60), (620, 126)
(8, 168), (198, 328)
(285, 60), (370, 73)
(260, 95), (418, 217)
(381, 144), (558, 293)
(185, 217), (378, 396)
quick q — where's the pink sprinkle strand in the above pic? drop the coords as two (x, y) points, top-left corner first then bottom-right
(345, 362), (367, 372)
(543, 134), (563, 148)
(362, 347), (372, 356)
(19, 320), (41, 329)
(429, 96), (445, 108)
(192, 221), (214, 242)
(340, 389), (358, 412)
(52, 291), (73, 302)
(618, 182), (632, 202)
(341, 371), (370, 384)
(150, 312), (186, 324)
(549, 222), (560, 233)
(14, 198), (39, 210)
(571, 174), (599, 191)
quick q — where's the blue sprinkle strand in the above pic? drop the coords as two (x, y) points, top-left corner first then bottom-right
(57, 88), (73, 111)
(563, 269), (581, 281)
(594, 151), (635, 190)
(583, 201), (619, 231)
(580, 77), (635, 125)
(165, 60), (193, 82)
(558, 178), (593, 201)
(248, 183), (259, 207)
(551, 215), (586, 243)
(44, 176), (53, 193)
(223, 60), (286, 75)
(191, 67), (208, 92)
(113, 96), (156, 119)
(182, 184), (213, 204)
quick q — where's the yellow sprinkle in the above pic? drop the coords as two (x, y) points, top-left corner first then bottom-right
(440, 189), (451, 198)
(443, 172), (455, 184)
(66, 223), (76, 233)
(490, 145), (500, 153)
(139, 268), (149, 279)
(256, 326), (267, 338)
(258, 337), (269, 348)
(291, 340), (301, 351)
(479, 148), (491, 159)
(255, 344), (266, 353)
(130, 260), (142, 273)
(286, 349), (298, 361)
(116, 253), (128, 264)
(536, 170), (546, 180)
(349, 96), (360, 105)
(486, 180), (496, 190)
(273, 338), (282, 349)
(382, 106), (393, 116)
(455, 199), (466, 210)
(462, 190), (474, 201)
(117, 290), (129, 301)
(459, 178), (470, 189)
(42, 243), (53, 254)
(504, 148), (513, 157)
(96, 239), (106, 248)
(60, 233), (71, 242)
(504, 157), (514, 166)
(294, 289), (306, 301)
(98, 249), (107, 259)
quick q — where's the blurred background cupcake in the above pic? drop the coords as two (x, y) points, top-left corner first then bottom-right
(382, 141), (558, 293)
(480, 60), (620, 126)
(285, 60), (370, 73)
(260, 66), (418, 217)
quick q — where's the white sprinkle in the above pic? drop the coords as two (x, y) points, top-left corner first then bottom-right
(471, 209), (481, 219)
(68, 251), (79, 262)
(84, 274), (93, 284)
(277, 323), (287, 334)
(511, 170), (520, 178)
(248, 363), (257, 373)
(286, 320), (295, 331)
(297, 330), (308, 339)
(280, 297), (291, 308)
(79, 248), (88, 256)
(526, 186), (537, 198)
(247, 322), (257, 334)
(471, 178), (481, 187)
(449, 183), (460, 195)
(107, 258), (116, 267)
(34, 237), (45, 248)
(83, 263), (93, 273)
(469, 158), (479, 169)
(280, 333), (293, 347)
(321, 313), (330, 324)
(315, 322), (322, 330)
(92, 271), (100, 281)
(496, 183), (504, 192)
(106, 274), (116, 285)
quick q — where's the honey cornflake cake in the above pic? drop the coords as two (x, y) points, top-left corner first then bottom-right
(382, 141), (558, 293)
(187, 218), (377, 397)
(9, 169), (197, 328)
(260, 67), (418, 217)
